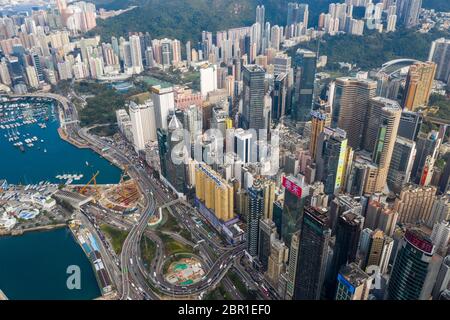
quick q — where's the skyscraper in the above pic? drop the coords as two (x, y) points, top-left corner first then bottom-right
(396, 0), (422, 28)
(200, 63), (217, 97)
(402, 61), (436, 111)
(242, 65), (267, 133)
(326, 211), (364, 298)
(387, 228), (440, 300)
(364, 97), (402, 193)
(428, 38), (450, 87)
(247, 181), (265, 258)
(315, 127), (349, 195)
(387, 136), (416, 194)
(293, 206), (331, 300)
(395, 184), (437, 224)
(281, 175), (310, 247)
(332, 78), (377, 149)
(335, 263), (371, 300)
(397, 110), (422, 141)
(258, 218), (277, 271)
(361, 229), (393, 274)
(152, 85), (175, 130)
(292, 49), (316, 122)
(129, 35), (143, 74)
(309, 110), (327, 161)
(129, 100), (156, 152)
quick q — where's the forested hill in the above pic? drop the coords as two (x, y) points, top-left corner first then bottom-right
(89, 0), (333, 42)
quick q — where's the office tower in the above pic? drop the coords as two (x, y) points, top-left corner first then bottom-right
(326, 211), (364, 298)
(332, 78), (377, 149)
(428, 195), (450, 228)
(281, 175), (310, 247)
(395, 184), (437, 224)
(258, 218), (277, 271)
(242, 65), (266, 133)
(431, 221), (450, 255)
(309, 111), (327, 161)
(152, 86), (175, 130)
(398, 110), (422, 141)
(402, 62), (436, 111)
(411, 131), (441, 184)
(315, 127), (349, 195)
(432, 256), (450, 300)
(266, 238), (288, 289)
(428, 38), (450, 87)
(335, 263), (371, 300)
(364, 200), (399, 237)
(200, 63), (217, 97)
(361, 229), (393, 274)
(271, 73), (288, 121)
(387, 228), (441, 300)
(292, 49), (316, 122)
(293, 206), (331, 300)
(364, 98), (402, 193)
(129, 101), (156, 152)
(195, 163), (234, 222)
(129, 35), (143, 74)
(159, 115), (188, 194)
(396, 0), (422, 28)
(387, 137), (416, 194)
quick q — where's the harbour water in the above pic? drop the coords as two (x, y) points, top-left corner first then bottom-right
(0, 227), (101, 300)
(0, 98), (121, 185)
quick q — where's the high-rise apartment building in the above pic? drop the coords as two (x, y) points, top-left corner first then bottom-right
(428, 38), (450, 87)
(402, 61), (436, 111)
(396, 0), (422, 28)
(195, 163), (234, 222)
(395, 184), (437, 224)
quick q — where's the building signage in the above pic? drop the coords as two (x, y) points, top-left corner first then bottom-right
(282, 176), (302, 198)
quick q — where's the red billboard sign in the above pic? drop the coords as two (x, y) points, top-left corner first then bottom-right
(282, 176), (302, 198)
(405, 230), (434, 254)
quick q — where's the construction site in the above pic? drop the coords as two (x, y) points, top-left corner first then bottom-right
(71, 166), (142, 213)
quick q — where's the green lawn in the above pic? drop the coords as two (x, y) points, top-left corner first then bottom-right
(159, 233), (193, 256)
(100, 224), (129, 254)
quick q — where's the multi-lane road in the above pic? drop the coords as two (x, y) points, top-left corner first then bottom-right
(49, 92), (266, 300)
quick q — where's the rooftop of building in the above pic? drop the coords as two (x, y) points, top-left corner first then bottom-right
(339, 262), (370, 286)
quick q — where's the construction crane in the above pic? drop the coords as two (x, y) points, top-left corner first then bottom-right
(80, 171), (99, 194)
